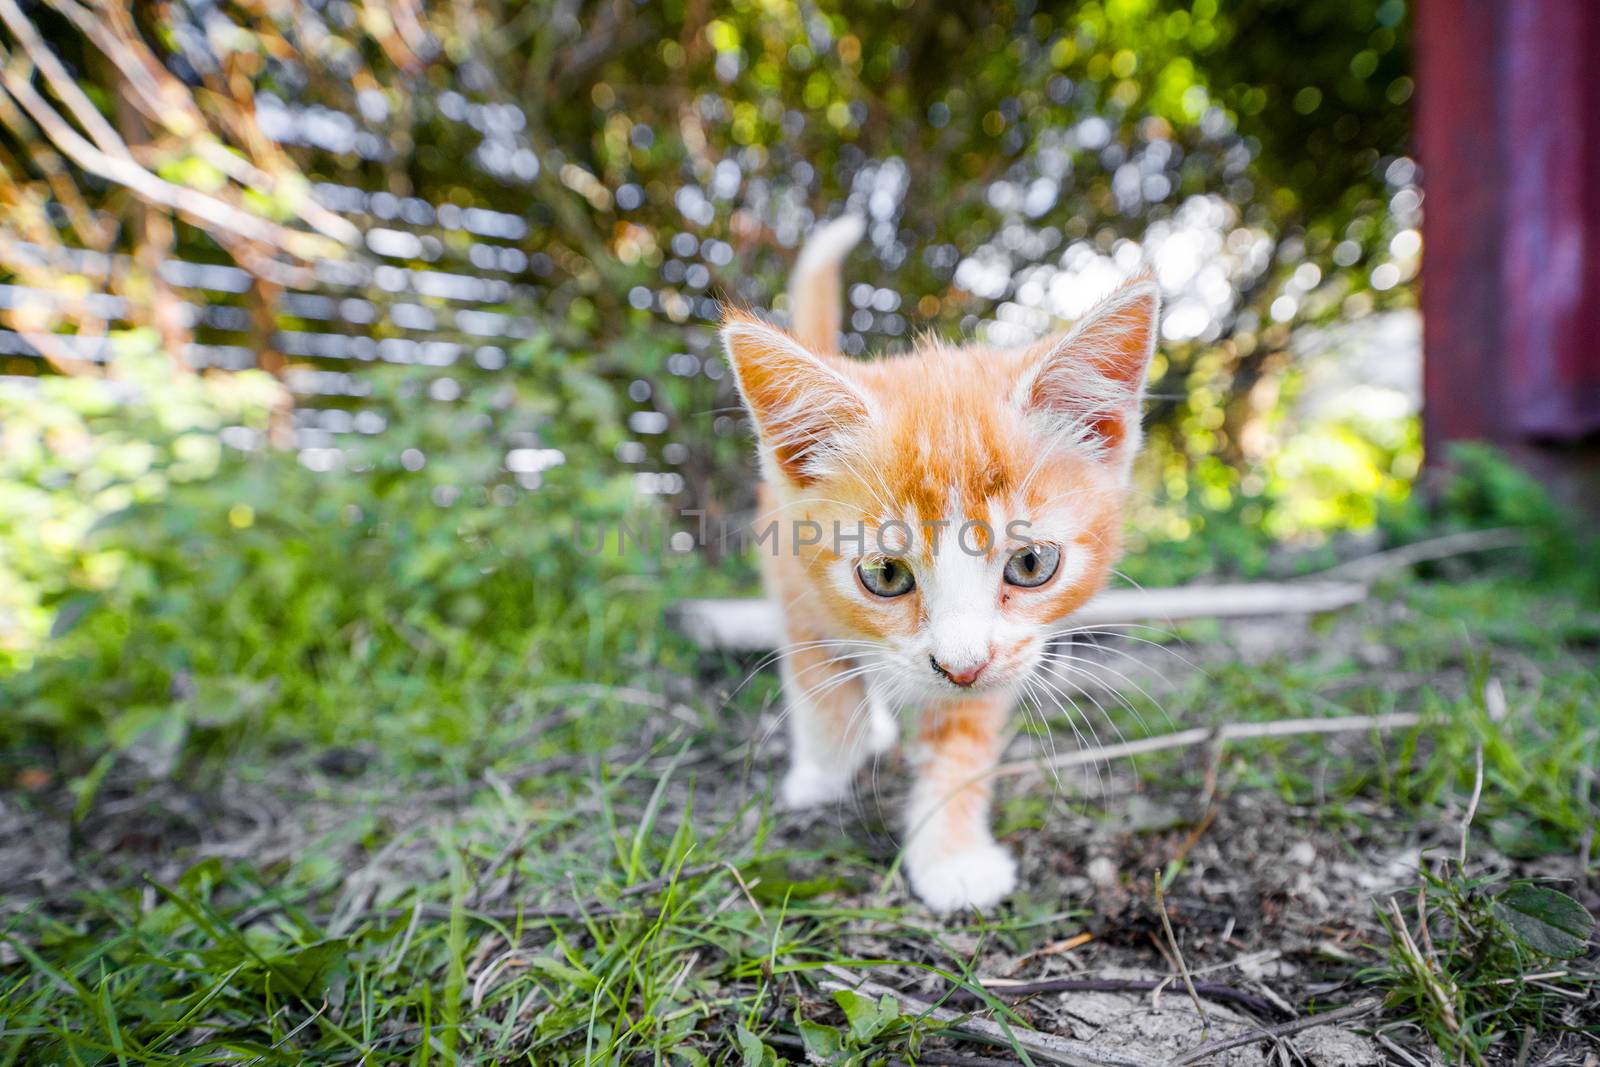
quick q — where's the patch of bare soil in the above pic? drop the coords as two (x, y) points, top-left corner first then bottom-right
(766, 772), (1598, 1066)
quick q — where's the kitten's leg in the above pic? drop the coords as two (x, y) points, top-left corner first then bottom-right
(903, 694), (1016, 913)
(778, 628), (897, 809)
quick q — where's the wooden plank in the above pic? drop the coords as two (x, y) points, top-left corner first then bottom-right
(666, 581), (1368, 653)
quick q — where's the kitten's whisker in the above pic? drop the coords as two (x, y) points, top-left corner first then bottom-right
(791, 665), (881, 709)
(792, 662), (894, 724)
(1107, 566), (1150, 594)
(1036, 649), (1171, 733)
(1030, 662), (1120, 796)
(1036, 648), (1165, 731)
(1017, 675), (1067, 794)
(1046, 622), (1195, 661)
(753, 657), (880, 754)
(1026, 669), (1124, 811)
(1031, 658), (1144, 766)
(862, 673), (912, 854)
(1030, 673), (1105, 803)
(753, 636), (880, 670)
(839, 686), (876, 828)
(1023, 663), (1110, 802)
(732, 646), (870, 723)
(738, 636), (879, 680)
(775, 642), (880, 673)
(1045, 625), (1207, 681)
(1049, 619), (1186, 642)
(843, 666), (902, 825)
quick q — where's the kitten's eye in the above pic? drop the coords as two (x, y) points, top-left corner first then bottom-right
(857, 557), (915, 598)
(1004, 543), (1061, 588)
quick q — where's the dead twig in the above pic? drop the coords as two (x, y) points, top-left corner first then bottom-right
(0, 57), (333, 268)
(819, 964), (1161, 1067)
(972, 977), (1289, 1021)
(1155, 874), (1210, 1029)
(1169, 806), (1218, 872)
(1318, 527), (1525, 583)
(1385, 897), (1459, 1034)
(0, 0), (130, 161)
(719, 860), (766, 923)
(992, 712), (1423, 780)
(1373, 1031), (1431, 1067)
(1009, 931), (1094, 972)
(1169, 997), (1383, 1066)
(1460, 744), (1484, 868)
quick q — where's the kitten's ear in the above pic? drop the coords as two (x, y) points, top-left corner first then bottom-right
(1017, 278), (1159, 474)
(720, 308), (873, 485)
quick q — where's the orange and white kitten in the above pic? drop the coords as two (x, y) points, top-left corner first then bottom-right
(721, 216), (1158, 912)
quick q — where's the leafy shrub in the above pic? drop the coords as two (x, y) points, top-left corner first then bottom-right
(1, 335), (667, 777)
(0, 333), (284, 675)
(1381, 442), (1600, 602)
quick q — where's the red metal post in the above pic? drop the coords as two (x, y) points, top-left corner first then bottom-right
(1418, 0), (1600, 462)
(1417, 0), (1509, 453)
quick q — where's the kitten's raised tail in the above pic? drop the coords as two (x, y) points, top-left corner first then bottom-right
(788, 214), (865, 355)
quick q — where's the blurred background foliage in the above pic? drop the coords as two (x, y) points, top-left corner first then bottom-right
(0, 0), (1438, 772)
(8, 9), (1600, 1062)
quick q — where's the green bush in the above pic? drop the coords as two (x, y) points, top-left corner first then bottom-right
(0, 333), (284, 675)
(0, 334), (667, 778)
(1381, 443), (1600, 602)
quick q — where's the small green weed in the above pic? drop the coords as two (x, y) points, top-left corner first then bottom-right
(1373, 857), (1596, 1062)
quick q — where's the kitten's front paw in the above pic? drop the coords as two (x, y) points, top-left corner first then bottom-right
(907, 844), (1018, 914)
(780, 762), (853, 809)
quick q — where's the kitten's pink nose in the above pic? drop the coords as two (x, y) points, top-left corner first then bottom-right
(931, 654), (989, 687)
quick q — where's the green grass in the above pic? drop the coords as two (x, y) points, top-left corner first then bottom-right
(4, 561), (1596, 1064)
(0, 745), (1065, 1062)
(1374, 866), (1596, 1063)
(3, 410), (1597, 1064)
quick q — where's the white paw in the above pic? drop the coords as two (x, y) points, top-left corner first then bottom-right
(907, 844), (1018, 914)
(780, 762), (853, 809)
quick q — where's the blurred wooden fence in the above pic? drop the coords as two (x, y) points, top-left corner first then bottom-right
(0, 181), (542, 445)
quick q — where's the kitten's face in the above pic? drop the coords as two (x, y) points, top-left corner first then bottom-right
(724, 281), (1157, 702)
(794, 438), (1125, 703)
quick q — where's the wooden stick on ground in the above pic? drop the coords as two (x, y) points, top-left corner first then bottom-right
(1155, 873), (1210, 1028)
(667, 581), (1368, 653)
(972, 977), (1288, 1021)
(1318, 527), (1524, 582)
(819, 964), (1162, 1067)
(991, 711), (1424, 780)
(669, 527), (1529, 654)
(1168, 996), (1384, 1065)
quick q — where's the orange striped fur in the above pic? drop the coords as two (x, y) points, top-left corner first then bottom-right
(721, 217), (1158, 912)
